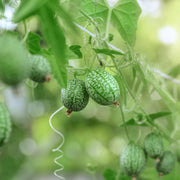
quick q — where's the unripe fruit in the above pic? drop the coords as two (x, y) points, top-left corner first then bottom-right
(144, 133), (164, 162)
(120, 142), (147, 180)
(61, 79), (89, 115)
(0, 102), (11, 146)
(85, 69), (120, 106)
(156, 151), (175, 177)
(0, 35), (28, 85)
(28, 55), (51, 83)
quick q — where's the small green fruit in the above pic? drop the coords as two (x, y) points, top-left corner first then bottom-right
(0, 102), (11, 146)
(120, 142), (147, 179)
(156, 151), (175, 177)
(0, 35), (28, 85)
(28, 55), (51, 83)
(85, 69), (120, 106)
(61, 79), (89, 115)
(144, 133), (164, 161)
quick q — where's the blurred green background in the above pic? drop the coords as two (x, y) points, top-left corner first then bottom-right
(0, 0), (180, 180)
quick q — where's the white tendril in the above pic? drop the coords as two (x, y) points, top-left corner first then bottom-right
(49, 106), (65, 180)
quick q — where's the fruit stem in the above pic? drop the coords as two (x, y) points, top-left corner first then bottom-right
(66, 110), (72, 117)
(114, 102), (120, 108)
(159, 173), (163, 178)
(45, 75), (51, 82)
(155, 157), (160, 163)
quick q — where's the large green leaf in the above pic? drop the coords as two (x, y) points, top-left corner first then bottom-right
(76, 0), (141, 46)
(48, 2), (77, 32)
(13, 0), (49, 23)
(0, 0), (5, 12)
(111, 0), (141, 46)
(39, 4), (67, 88)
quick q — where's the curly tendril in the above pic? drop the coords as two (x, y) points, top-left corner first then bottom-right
(49, 106), (65, 180)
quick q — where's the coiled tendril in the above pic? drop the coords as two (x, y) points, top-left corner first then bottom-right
(49, 106), (65, 180)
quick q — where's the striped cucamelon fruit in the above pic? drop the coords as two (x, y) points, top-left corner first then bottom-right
(144, 133), (164, 162)
(28, 54), (51, 83)
(0, 102), (11, 146)
(156, 151), (175, 177)
(61, 79), (89, 115)
(120, 142), (147, 180)
(85, 69), (120, 106)
(0, 34), (28, 85)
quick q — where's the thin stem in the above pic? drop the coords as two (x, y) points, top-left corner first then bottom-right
(104, 8), (112, 40)
(119, 104), (130, 141)
(75, 22), (180, 85)
(111, 57), (174, 143)
(21, 21), (29, 43)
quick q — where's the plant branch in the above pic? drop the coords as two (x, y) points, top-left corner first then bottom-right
(104, 8), (112, 40)
(74, 23), (180, 86)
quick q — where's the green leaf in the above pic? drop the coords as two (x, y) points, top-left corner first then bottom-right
(26, 32), (42, 54)
(111, 0), (141, 46)
(39, 4), (67, 88)
(77, 0), (141, 46)
(69, 45), (82, 58)
(132, 67), (136, 80)
(76, 0), (108, 23)
(103, 169), (117, 180)
(120, 112), (171, 127)
(149, 111), (171, 120)
(13, 0), (49, 23)
(93, 48), (124, 57)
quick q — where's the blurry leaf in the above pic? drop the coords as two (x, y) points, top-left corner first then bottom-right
(132, 67), (136, 80)
(168, 64), (180, 78)
(120, 111), (171, 127)
(39, 4), (67, 88)
(0, 0), (5, 12)
(103, 168), (117, 180)
(89, 36), (92, 45)
(13, 0), (49, 23)
(48, 2), (77, 32)
(93, 48), (124, 57)
(26, 32), (42, 54)
(69, 45), (82, 58)
(149, 111), (171, 120)
(111, 0), (141, 46)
